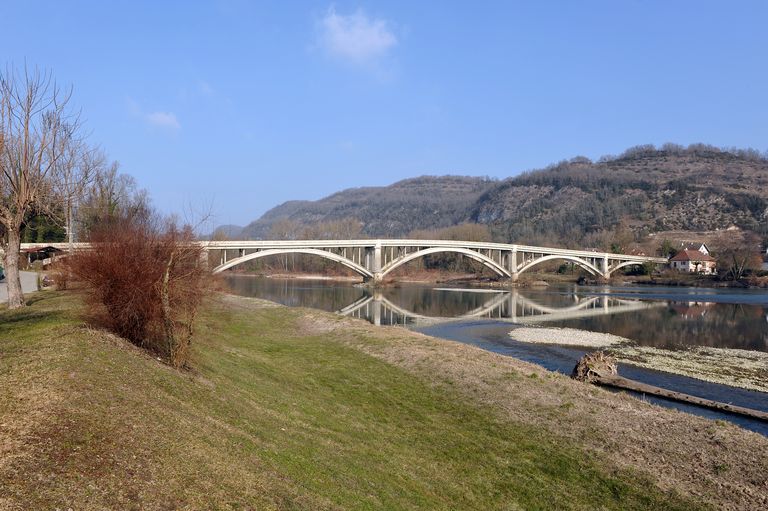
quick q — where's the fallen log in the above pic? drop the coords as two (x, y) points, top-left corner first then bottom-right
(572, 352), (768, 422)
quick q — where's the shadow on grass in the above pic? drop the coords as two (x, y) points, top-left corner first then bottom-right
(0, 293), (70, 337)
(0, 309), (65, 336)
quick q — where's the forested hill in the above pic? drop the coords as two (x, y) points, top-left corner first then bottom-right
(239, 176), (497, 239)
(233, 144), (768, 246)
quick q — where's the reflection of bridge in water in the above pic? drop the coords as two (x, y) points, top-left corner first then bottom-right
(338, 290), (664, 326)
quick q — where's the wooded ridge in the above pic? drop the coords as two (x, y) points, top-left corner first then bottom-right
(220, 144), (768, 248)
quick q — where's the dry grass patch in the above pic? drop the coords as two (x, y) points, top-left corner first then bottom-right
(323, 309), (768, 510)
(0, 292), (730, 510)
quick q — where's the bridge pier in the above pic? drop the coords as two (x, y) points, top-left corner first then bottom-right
(363, 274), (384, 285)
(508, 248), (519, 282)
(363, 242), (384, 284)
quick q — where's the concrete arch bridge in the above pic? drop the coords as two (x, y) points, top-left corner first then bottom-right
(203, 239), (667, 282)
(21, 239), (667, 282)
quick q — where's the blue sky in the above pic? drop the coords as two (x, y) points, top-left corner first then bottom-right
(3, 1), (767, 229)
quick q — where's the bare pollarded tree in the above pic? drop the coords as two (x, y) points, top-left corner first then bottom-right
(0, 66), (87, 308)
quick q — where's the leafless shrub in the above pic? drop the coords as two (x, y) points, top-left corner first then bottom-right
(70, 213), (210, 368)
(48, 262), (71, 290)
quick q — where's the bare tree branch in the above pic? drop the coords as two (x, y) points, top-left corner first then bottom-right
(0, 65), (88, 308)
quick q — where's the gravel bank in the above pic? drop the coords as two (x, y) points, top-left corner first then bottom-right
(616, 345), (768, 393)
(510, 326), (630, 348)
(510, 327), (768, 392)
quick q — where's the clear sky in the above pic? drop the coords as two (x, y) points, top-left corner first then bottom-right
(3, 1), (767, 229)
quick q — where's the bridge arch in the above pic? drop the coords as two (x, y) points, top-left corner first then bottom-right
(380, 247), (511, 279)
(514, 294), (600, 314)
(605, 260), (644, 277)
(516, 255), (602, 277)
(212, 248), (374, 279)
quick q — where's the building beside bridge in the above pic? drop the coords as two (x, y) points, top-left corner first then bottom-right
(669, 249), (717, 274)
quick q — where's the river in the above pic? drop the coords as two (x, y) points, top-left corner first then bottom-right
(224, 275), (768, 435)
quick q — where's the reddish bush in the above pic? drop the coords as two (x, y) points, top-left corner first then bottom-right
(70, 215), (210, 368)
(46, 265), (69, 290)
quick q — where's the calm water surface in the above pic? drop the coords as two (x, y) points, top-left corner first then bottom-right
(224, 275), (768, 434)
(226, 276), (768, 351)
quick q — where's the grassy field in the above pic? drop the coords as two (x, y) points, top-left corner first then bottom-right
(0, 291), (733, 509)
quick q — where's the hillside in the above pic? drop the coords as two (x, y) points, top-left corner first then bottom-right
(232, 144), (768, 248)
(476, 145), (768, 247)
(240, 175), (496, 239)
(3, 291), (768, 509)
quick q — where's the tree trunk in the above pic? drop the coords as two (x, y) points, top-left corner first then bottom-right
(67, 201), (75, 249)
(4, 227), (26, 309)
(161, 251), (175, 361)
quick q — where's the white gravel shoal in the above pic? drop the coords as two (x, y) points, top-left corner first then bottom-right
(615, 345), (768, 393)
(509, 326), (768, 392)
(510, 327), (631, 348)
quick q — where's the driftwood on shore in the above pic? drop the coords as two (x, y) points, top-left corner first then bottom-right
(573, 352), (768, 422)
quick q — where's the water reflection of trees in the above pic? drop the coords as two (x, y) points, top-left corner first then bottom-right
(382, 287), (493, 317)
(549, 301), (768, 351)
(224, 276), (366, 312)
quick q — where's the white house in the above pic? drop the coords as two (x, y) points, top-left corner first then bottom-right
(669, 249), (717, 274)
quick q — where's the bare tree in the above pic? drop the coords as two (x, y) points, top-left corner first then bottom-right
(714, 232), (763, 280)
(0, 67), (77, 308)
(51, 131), (101, 249)
(78, 161), (148, 234)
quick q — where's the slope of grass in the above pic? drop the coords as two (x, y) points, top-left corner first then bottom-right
(0, 292), (707, 510)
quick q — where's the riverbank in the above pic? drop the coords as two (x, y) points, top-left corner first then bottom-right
(226, 268), (768, 290)
(226, 270), (361, 281)
(510, 327), (768, 392)
(2, 292), (767, 509)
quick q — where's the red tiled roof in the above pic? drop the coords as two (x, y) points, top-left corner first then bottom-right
(669, 250), (716, 262)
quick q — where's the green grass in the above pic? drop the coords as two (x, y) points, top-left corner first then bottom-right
(0, 292), (707, 510)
